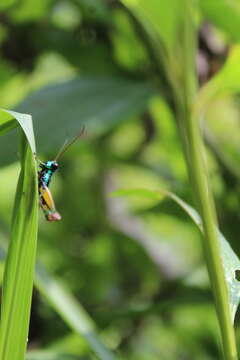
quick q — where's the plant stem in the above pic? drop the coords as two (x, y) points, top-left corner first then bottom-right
(177, 2), (238, 359)
(181, 108), (238, 360)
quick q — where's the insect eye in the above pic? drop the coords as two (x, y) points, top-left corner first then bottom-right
(52, 162), (58, 170)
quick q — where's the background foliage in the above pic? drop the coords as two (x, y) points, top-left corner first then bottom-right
(1, 0), (240, 359)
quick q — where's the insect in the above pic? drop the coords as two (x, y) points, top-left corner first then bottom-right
(37, 127), (85, 222)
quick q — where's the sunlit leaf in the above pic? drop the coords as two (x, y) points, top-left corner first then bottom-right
(0, 109), (36, 153)
(0, 110), (38, 360)
(0, 243), (118, 360)
(0, 110), (117, 360)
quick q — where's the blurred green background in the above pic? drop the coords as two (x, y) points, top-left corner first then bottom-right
(1, 0), (240, 359)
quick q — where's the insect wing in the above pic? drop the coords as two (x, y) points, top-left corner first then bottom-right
(39, 185), (61, 221)
(39, 185), (56, 210)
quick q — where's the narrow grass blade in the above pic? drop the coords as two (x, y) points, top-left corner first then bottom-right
(0, 110), (38, 360)
(0, 246), (118, 360)
(0, 109), (116, 359)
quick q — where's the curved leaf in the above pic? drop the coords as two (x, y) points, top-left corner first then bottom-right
(0, 76), (155, 166)
(0, 110), (38, 360)
(0, 109), (117, 359)
(113, 188), (240, 322)
(0, 244), (118, 360)
(14, 76), (155, 155)
(0, 109), (36, 153)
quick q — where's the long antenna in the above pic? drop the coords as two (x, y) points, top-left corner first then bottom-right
(54, 125), (85, 161)
(54, 138), (69, 162)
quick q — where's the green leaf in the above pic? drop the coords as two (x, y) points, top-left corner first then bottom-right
(113, 188), (240, 321)
(0, 242), (118, 360)
(0, 75), (155, 165)
(0, 109), (36, 153)
(200, 0), (240, 42)
(0, 76), (156, 165)
(0, 119), (18, 136)
(0, 110), (38, 360)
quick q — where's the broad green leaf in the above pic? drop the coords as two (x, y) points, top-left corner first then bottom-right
(0, 110), (38, 360)
(0, 76), (155, 165)
(113, 188), (240, 321)
(0, 76), (155, 164)
(200, 0), (240, 42)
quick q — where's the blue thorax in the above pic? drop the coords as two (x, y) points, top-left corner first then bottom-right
(41, 160), (59, 187)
